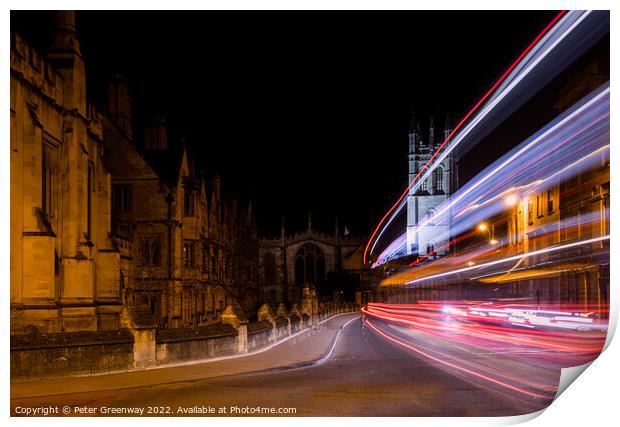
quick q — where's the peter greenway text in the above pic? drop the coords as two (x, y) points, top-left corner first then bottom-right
(13, 405), (298, 416)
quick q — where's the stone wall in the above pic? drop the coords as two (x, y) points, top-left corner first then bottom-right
(155, 324), (238, 364)
(11, 301), (359, 381)
(274, 317), (290, 340)
(247, 320), (273, 352)
(11, 330), (134, 381)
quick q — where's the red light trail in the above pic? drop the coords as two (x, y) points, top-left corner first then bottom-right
(363, 317), (552, 399)
(362, 301), (607, 400)
(363, 10), (567, 264)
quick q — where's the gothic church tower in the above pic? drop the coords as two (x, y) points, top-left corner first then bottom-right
(406, 114), (454, 258)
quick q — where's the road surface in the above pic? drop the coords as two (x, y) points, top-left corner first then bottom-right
(11, 313), (561, 416)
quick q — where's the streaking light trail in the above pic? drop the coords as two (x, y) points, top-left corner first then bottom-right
(365, 10), (609, 264)
(358, 10), (609, 413)
(405, 235), (608, 286)
(372, 83), (609, 268)
(362, 10), (567, 264)
(363, 301), (607, 400)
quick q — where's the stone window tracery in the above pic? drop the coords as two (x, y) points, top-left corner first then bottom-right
(294, 243), (325, 285)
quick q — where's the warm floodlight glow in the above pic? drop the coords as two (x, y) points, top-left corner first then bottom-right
(478, 223), (488, 232)
(505, 194), (518, 206)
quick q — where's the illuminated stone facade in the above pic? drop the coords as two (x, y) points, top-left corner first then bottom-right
(498, 65), (610, 309)
(406, 115), (455, 257)
(259, 217), (366, 305)
(103, 111), (259, 328)
(10, 13), (128, 334)
(10, 12), (258, 337)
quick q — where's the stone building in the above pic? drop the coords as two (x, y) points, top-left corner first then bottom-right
(10, 11), (259, 336)
(9, 12), (348, 380)
(10, 13), (129, 334)
(493, 160), (609, 310)
(406, 115), (455, 257)
(103, 99), (259, 328)
(494, 64), (610, 310)
(259, 216), (366, 305)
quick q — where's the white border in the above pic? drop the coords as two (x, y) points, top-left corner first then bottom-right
(4, 2), (617, 427)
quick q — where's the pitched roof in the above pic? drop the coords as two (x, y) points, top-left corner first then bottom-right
(142, 146), (183, 189)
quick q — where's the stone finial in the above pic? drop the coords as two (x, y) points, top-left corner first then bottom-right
(276, 303), (289, 318)
(221, 303), (248, 329)
(281, 216), (286, 242)
(257, 303), (276, 322)
(290, 303), (301, 317)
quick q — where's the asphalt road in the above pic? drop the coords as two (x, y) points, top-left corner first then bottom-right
(11, 315), (559, 417)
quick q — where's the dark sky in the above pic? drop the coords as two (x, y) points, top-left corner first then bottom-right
(12, 10), (566, 236)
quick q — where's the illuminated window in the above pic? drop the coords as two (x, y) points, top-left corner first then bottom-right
(527, 199), (534, 225)
(536, 193), (544, 218)
(547, 190), (554, 214)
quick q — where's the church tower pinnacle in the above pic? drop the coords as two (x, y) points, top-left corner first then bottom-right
(444, 113), (452, 141)
(406, 112), (455, 258)
(408, 112), (419, 154)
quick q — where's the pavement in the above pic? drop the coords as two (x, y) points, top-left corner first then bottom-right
(11, 312), (360, 400)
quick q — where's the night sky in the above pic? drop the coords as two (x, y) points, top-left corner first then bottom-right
(12, 10), (570, 237)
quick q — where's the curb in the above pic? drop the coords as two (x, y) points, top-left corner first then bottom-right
(247, 314), (361, 374)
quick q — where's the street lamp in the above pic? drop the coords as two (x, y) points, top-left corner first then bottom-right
(489, 238), (499, 245)
(477, 223), (488, 232)
(505, 194), (518, 206)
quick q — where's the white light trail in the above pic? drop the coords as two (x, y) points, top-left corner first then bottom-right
(368, 11), (607, 262)
(405, 235), (609, 285)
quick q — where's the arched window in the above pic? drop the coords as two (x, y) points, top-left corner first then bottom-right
(263, 252), (276, 284)
(432, 167), (444, 193)
(425, 208), (436, 225)
(294, 243), (325, 285)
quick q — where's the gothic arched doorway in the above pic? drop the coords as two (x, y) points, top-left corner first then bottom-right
(294, 243), (326, 286)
